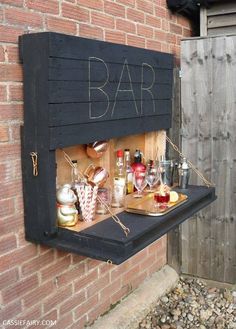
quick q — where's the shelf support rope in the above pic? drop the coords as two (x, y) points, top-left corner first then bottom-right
(165, 135), (214, 188)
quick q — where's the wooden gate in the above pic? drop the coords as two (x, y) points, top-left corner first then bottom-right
(178, 35), (236, 284)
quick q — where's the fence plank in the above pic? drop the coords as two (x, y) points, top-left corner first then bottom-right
(181, 35), (236, 283)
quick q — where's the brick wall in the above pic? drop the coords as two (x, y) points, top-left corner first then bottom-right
(0, 1), (191, 328)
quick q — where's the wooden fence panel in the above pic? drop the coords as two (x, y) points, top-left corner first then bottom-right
(181, 35), (236, 283)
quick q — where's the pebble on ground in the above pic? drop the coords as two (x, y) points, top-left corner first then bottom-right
(138, 276), (236, 329)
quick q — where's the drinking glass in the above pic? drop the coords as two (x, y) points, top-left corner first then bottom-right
(145, 165), (160, 192)
(154, 190), (170, 209)
(133, 171), (147, 198)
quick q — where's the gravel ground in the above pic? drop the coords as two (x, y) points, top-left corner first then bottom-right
(138, 276), (236, 329)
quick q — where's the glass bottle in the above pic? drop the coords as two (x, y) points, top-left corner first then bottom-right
(111, 149), (126, 207)
(131, 149), (146, 173)
(124, 149), (133, 194)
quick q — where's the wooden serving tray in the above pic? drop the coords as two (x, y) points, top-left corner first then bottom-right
(125, 192), (188, 216)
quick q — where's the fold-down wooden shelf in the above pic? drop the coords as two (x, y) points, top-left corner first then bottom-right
(44, 186), (216, 264)
(20, 32), (216, 265)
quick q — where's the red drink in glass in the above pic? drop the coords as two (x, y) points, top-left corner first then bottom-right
(154, 193), (170, 203)
(154, 191), (170, 208)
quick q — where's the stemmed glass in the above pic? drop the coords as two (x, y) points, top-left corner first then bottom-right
(145, 164), (160, 192)
(133, 170), (147, 198)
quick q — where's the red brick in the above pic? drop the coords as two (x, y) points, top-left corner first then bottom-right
(98, 261), (115, 276)
(15, 194), (23, 212)
(105, 30), (125, 44)
(23, 281), (54, 308)
(147, 39), (162, 51)
(155, 5), (167, 18)
(54, 313), (73, 329)
(0, 300), (22, 323)
(0, 8), (3, 23)
(161, 43), (170, 53)
(0, 0), (24, 5)
(0, 268), (19, 290)
(0, 25), (24, 44)
(21, 250), (55, 276)
(0, 125), (9, 142)
(56, 262), (86, 287)
(74, 294), (99, 320)
(110, 284), (130, 305)
(87, 299), (111, 325)
(146, 15), (161, 29)
(86, 273), (109, 298)
(0, 179), (22, 199)
(127, 8), (145, 23)
(0, 104), (23, 121)
(148, 257), (166, 276)
(43, 284), (73, 312)
(130, 248), (148, 266)
(5, 46), (20, 63)
(9, 84), (23, 101)
(5, 7), (43, 28)
(0, 215), (24, 237)
(91, 12), (115, 29)
(183, 27), (191, 37)
(26, 0), (59, 14)
(34, 310), (57, 329)
(116, 19), (136, 34)
(0, 85), (6, 101)
(110, 260), (130, 282)
(68, 315), (87, 329)
(170, 23), (182, 35)
(62, 3), (89, 22)
(116, 0), (135, 7)
(129, 270), (147, 291)
(122, 264), (140, 286)
(15, 305), (42, 326)
(166, 33), (176, 44)
(0, 234), (17, 254)
(0, 64), (23, 82)
(137, 24), (153, 38)
(71, 254), (86, 265)
(2, 274), (39, 304)
(0, 197), (15, 218)
(155, 30), (168, 42)
(148, 237), (163, 254)
(0, 244), (38, 273)
(139, 253), (156, 271)
(74, 268), (98, 292)
(41, 255), (71, 282)
(60, 290), (86, 315)
(79, 24), (103, 41)
(137, 0), (154, 14)
(100, 278), (121, 302)
(177, 15), (191, 28)
(0, 46), (5, 62)
(10, 124), (21, 141)
(46, 17), (77, 34)
(162, 19), (169, 32)
(104, 2), (125, 18)
(127, 34), (145, 48)
(77, 0), (104, 11)
(87, 258), (101, 271)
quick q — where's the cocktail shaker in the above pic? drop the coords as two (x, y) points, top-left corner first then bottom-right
(178, 158), (190, 189)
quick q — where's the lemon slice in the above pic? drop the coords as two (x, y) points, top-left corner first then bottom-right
(169, 191), (179, 203)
